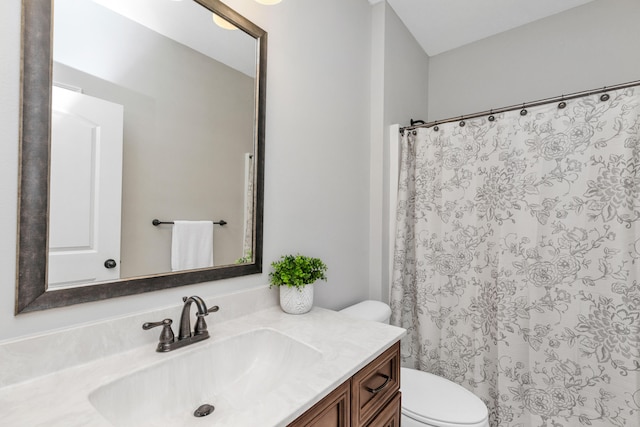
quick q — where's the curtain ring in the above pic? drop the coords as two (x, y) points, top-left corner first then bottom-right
(433, 125), (439, 132)
(600, 93), (610, 101)
(459, 117), (465, 127)
(488, 110), (495, 122)
(519, 103), (527, 116)
(558, 96), (566, 109)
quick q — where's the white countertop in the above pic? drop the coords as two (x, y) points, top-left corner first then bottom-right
(0, 306), (405, 426)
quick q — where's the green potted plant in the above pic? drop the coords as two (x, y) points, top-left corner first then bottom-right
(269, 254), (327, 314)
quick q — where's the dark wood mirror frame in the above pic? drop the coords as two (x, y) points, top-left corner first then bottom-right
(16, 0), (266, 314)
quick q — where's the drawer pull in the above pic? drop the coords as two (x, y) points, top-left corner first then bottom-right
(365, 373), (391, 394)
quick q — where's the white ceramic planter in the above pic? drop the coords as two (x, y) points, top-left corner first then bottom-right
(279, 283), (314, 314)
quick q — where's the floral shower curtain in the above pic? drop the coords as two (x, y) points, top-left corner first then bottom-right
(390, 87), (640, 427)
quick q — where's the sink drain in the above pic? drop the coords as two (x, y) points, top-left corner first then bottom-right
(194, 404), (215, 417)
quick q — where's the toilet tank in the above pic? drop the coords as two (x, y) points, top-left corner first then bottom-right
(339, 300), (391, 324)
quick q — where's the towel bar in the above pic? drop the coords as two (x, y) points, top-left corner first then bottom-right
(152, 219), (227, 226)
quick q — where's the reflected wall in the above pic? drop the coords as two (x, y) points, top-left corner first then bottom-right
(52, 0), (255, 279)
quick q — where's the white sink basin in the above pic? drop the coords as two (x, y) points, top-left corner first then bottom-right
(88, 328), (322, 427)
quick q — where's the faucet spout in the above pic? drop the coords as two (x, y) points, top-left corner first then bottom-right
(144, 296), (218, 352)
(179, 296), (209, 340)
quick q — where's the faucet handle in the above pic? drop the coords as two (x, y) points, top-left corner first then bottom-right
(194, 306), (219, 336)
(142, 318), (175, 352)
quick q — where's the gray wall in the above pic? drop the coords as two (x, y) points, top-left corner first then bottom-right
(383, 5), (429, 129)
(428, 0), (640, 121)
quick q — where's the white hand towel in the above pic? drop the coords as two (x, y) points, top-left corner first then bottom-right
(171, 220), (214, 272)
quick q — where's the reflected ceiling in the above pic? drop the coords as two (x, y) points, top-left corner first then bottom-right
(92, 0), (256, 76)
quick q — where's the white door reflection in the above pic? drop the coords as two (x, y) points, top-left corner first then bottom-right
(49, 86), (124, 288)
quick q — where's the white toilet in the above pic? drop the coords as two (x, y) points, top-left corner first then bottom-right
(340, 300), (489, 427)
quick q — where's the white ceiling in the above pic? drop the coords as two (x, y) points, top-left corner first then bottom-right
(375, 0), (596, 56)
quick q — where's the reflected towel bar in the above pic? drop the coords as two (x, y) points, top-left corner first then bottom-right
(152, 219), (227, 226)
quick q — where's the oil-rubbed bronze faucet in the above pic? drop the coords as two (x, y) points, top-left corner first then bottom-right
(143, 296), (219, 352)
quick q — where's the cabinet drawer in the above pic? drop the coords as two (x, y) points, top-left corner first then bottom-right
(351, 342), (400, 427)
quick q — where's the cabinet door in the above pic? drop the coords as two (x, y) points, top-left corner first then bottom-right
(365, 392), (401, 427)
(288, 380), (351, 427)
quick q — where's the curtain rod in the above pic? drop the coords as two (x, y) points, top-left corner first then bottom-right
(400, 79), (640, 133)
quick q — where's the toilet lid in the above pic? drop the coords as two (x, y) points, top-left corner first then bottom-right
(339, 300), (391, 323)
(401, 368), (488, 426)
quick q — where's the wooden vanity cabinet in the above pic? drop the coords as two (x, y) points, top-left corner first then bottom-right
(289, 342), (400, 427)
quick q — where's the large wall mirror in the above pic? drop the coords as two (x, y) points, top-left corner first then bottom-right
(16, 0), (266, 314)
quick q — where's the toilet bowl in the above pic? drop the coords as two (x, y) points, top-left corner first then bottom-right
(340, 301), (489, 427)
